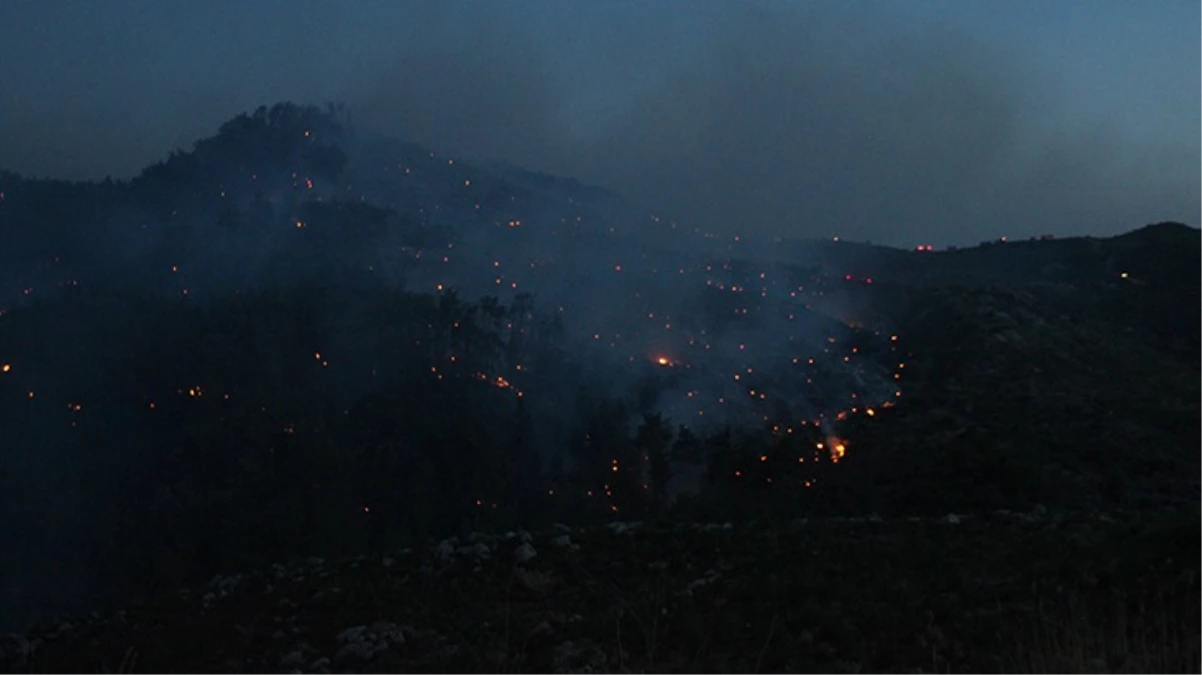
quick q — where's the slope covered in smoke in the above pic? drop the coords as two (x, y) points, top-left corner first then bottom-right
(0, 103), (898, 630)
(0, 102), (904, 433)
(0, 103), (1197, 640)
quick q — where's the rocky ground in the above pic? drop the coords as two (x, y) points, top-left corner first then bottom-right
(4, 510), (1197, 673)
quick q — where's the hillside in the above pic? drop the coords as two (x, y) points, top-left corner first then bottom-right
(0, 103), (1198, 671)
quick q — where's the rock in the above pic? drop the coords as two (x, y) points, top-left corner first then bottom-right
(334, 641), (375, 664)
(278, 650), (306, 669)
(514, 568), (556, 595)
(529, 619), (555, 639)
(941, 513), (961, 525)
(606, 520), (644, 535)
(551, 534), (573, 548)
(436, 539), (456, 563)
(514, 542), (538, 563)
(371, 621), (406, 646)
(552, 639), (607, 673)
(648, 560), (669, 572)
(208, 573), (242, 595)
(553, 523), (572, 533)
(0, 634), (36, 670)
(333, 621), (399, 664)
(309, 656), (331, 672)
(686, 570), (722, 595)
(382, 556), (396, 568)
(472, 542), (492, 559)
(337, 625), (369, 645)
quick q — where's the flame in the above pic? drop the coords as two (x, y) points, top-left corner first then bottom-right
(826, 436), (847, 462)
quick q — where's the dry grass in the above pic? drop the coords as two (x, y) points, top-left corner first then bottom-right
(1010, 576), (1200, 674)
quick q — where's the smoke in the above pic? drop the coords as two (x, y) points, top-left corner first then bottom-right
(347, 2), (1199, 246)
(1, 3), (1194, 244)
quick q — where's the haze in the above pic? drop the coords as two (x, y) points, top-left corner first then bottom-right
(0, 0), (1197, 245)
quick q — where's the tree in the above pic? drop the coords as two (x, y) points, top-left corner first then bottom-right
(672, 425), (703, 463)
(635, 413), (674, 513)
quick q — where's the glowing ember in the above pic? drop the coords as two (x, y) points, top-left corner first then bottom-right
(826, 436), (848, 462)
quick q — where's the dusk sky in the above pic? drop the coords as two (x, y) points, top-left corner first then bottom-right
(0, 0), (1197, 245)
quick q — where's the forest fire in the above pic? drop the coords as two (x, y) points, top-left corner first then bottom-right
(0, 102), (930, 591)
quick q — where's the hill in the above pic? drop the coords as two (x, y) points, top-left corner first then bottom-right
(0, 102), (1197, 670)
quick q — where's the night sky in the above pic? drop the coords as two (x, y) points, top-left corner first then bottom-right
(0, 0), (1197, 245)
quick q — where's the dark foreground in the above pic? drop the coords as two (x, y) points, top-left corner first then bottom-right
(4, 510), (1197, 674)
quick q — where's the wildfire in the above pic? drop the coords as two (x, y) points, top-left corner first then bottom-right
(826, 436), (847, 462)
